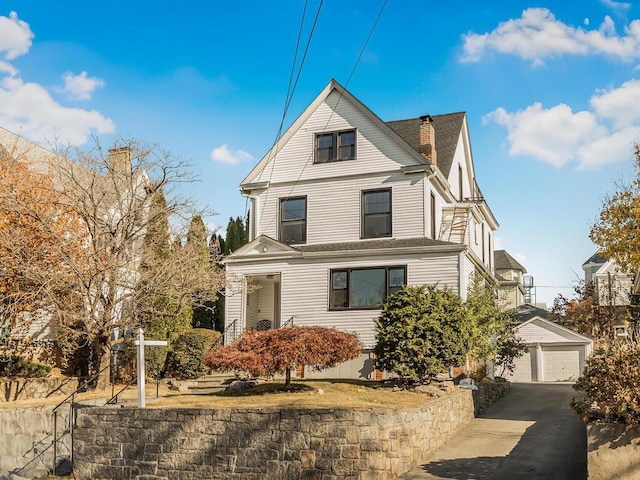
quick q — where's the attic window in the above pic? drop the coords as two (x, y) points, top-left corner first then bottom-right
(315, 130), (356, 163)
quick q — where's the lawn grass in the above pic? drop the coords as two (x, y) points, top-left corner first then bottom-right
(1, 379), (441, 410)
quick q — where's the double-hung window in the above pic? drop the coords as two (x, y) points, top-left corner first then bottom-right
(362, 189), (391, 238)
(315, 130), (356, 163)
(330, 266), (406, 309)
(279, 197), (306, 244)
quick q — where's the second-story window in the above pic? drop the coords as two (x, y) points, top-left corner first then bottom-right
(362, 189), (391, 238)
(315, 130), (356, 163)
(280, 197), (306, 244)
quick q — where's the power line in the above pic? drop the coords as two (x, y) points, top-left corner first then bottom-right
(255, 0), (324, 224)
(263, 0), (389, 232)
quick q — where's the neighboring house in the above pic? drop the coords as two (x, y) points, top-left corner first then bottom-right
(0, 128), (147, 350)
(494, 250), (526, 309)
(223, 79), (499, 378)
(582, 252), (633, 307)
(504, 305), (593, 383)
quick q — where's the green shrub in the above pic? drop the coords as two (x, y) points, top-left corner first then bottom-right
(374, 285), (471, 382)
(165, 329), (221, 379)
(0, 356), (52, 378)
(572, 344), (640, 424)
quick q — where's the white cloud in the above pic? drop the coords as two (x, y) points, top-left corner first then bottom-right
(0, 61), (18, 77)
(590, 79), (640, 128)
(0, 12), (33, 60)
(210, 144), (253, 165)
(485, 80), (640, 169)
(0, 76), (114, 145)
(494, 236), (504, 250)
(0, 13), (114, 146)
(57, 71), (105, 101)
(485, 103), (604, 167)
(600, 0), (631, 13)
(461, 8), (640, 65)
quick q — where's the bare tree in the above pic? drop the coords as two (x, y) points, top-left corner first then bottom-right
(0, 137), (224, 388)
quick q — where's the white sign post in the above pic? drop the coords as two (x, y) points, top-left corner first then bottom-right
(134, 328), (167, 408)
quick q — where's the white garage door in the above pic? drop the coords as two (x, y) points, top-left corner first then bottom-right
(542, 346), (581, 382)
(506, 348), (532, 382)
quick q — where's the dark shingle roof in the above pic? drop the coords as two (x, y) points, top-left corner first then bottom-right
(386, 112), (466, 178)
(582, 251), (607, 266)
(297, 237), (460, 253)
(494, 250), (527, 273)
(515, 304), (549, 323)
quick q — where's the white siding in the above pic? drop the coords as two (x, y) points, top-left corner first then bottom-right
(517, 319), (587, 344)
(225, 250), (462, 348)
(445, 134), (467, 201)
(255, 173), (425, 244)
(505, 348), (533, 382)
(408, 253), (460, 293)
(253, 91), (422, 185)
(457, 254), (475, 301)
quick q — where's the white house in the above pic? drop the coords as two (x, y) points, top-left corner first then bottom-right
(223, 80), (499, 378)
(582, 252), (633, 307)
(0, 128), (149, 351)
(494, 250), (527, 309)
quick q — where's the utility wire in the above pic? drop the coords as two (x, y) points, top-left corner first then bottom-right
(264, 0), (388, 232)
(254, 0), (324, 224)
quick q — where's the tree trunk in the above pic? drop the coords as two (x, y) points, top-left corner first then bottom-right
(285, 368), (291, 389)
(95, 340), (111, 391)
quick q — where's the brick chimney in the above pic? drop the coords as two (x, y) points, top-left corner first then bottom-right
(108, 146), (132, 175)
(419, 115), (437, 165)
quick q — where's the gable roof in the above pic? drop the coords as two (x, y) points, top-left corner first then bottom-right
(494, 250), (527, 273)
(515, 315), (593, 343)
(386, 112), (466, 179)
(582, 251), (607, 267)
(242, 79), (433, 187)
(515, 304), (550, 323)
(0, 126), (60, 176)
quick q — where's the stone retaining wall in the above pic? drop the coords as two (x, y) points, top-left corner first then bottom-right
(587, 423), (640, 480)
(0, 376), (79, 402)
(474, 382), (510, 415)
(0, 406), (57, 479)
(74, 390), (473, 480)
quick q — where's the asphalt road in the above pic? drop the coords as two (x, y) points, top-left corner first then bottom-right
(402, 383), (587, 480)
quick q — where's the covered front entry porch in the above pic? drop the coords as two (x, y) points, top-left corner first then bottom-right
(244, 273), (283, 332)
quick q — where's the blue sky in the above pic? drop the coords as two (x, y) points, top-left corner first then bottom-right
(1, 1), (639, 307)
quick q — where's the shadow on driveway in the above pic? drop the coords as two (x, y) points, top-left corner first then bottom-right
(403, 383), (587, 480)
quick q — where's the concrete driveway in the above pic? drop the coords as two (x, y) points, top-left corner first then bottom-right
(402, 383), (587, 480)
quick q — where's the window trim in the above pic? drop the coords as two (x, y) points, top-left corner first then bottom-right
(329, 265), (406, 310)
(361, 188), (392, 239)
(314, 129), (357, 164)
(279, 196), (307, 245)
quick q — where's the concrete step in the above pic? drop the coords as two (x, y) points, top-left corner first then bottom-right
(184, 374), (236, 393)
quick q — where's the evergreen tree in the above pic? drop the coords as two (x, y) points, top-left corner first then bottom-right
(186, 216), (215, 329)
(209, 233), (225, 332)
(224, 216), (248, 255)
(136, 191), (192, 377)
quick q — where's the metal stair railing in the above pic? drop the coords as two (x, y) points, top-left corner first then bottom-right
(51, 363), (111, 476)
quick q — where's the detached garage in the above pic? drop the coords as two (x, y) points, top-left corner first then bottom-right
(505, 305), (593, 383)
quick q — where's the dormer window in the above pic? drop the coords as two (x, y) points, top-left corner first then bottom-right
(315, 130), (356, 163)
